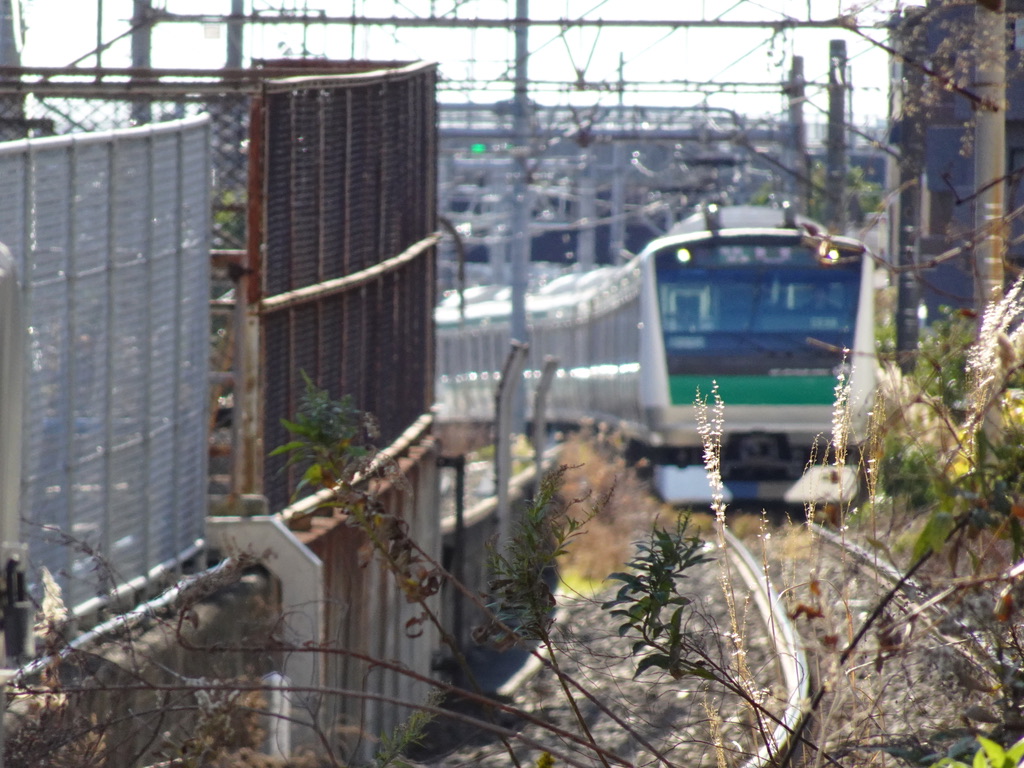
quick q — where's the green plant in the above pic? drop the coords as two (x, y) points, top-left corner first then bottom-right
(486, 465), (595, 643)
(931, 736), (1024, 768)
(875, 286), (1024, 564)
(268, 384), (822, 766)
(484, 466), (614, 767)
(373, 692), (442, 768)
(270, 371), (376, 495)
(602, 515), (715, 680)
(855, 276), (1024, 760)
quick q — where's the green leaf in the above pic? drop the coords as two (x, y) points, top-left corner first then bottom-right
(1004, 737), (1024, 765)
(912, 511), (957, 561)
(269, 440), (307, 457)
(975, 738), (1003, 768)
(635, 653), (671, 677)
(686, 664), (716, 681)
(303, 464), (324, 487)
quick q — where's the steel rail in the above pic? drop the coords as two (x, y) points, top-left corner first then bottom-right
(720, 527), (811, 768)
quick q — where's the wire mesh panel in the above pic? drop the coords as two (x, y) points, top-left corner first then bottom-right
(0, 117), (210, 612)
(0, 92), (249, 250)
(258, 63), (438, 511)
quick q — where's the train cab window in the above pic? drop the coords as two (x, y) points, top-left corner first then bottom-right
(715, 281), (756, 330)
(657, 261), (859, 353)
(659, 286), (708, 332)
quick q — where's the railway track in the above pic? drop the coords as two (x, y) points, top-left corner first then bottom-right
(436, 475), (1012, 766)
(437, 433), (1008, 766)
(426, 505), (811, 768)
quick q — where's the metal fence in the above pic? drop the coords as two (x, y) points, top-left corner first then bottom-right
(0, 116), (210, 613)
(0, 84), (250, 251)
(249, 62), (439, 511)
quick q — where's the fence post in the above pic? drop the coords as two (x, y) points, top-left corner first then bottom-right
(532, 356), (559, 496)
(495, 342), (529, 550)
(235, 93), (266, 498)
(0, 244), (33, 768)
(0, 244), (21, 565)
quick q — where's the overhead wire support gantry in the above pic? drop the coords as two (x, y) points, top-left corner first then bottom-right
(146, 12), (871, 33)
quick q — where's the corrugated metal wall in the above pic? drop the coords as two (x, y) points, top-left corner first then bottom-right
(0, 117), (210, 612)
(255, 63), (438, 512)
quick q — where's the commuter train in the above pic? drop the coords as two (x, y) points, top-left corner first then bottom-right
(435, 205), (877, 505)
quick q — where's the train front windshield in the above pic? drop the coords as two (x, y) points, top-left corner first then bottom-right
(654, 238), (861, 372)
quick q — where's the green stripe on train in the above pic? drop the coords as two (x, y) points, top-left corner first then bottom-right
(669, 374), (837, 406)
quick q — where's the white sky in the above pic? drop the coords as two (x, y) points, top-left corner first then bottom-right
(20, 0), (914, 127)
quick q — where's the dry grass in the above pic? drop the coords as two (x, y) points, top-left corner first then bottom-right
(551, 426), (674, 585)
(551, 425), (786, 587)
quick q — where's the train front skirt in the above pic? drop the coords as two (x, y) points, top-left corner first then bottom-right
(654, 464), (860, 507)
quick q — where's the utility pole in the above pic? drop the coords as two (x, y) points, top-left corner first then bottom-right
(825, 39), (848, 233)
(0, 0), (19, 68)
(785, 55), (809, 213)
(894, 8), (925, 372)
(973, 0), (1006, 309)
(0, 0), (24, 141)
(96, 0), (103, 68)
(609, 54), (627, 261)
(227, 0), (245, 69)
(509, 0), (531, 429)
(131, 0), (153, 124)
(510, 0), (530, 345)
(578, 146), (596, 270)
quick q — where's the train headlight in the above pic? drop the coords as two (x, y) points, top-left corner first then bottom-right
(676, 248), (692, 263)
(806, 234), (866, 265)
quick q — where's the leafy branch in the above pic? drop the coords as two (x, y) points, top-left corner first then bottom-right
(602, 515), (715, 680)
(270, 370), (376, 495)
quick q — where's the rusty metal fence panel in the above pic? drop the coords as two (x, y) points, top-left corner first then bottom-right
(0, 117), (210, 613)
(256, 63), (438, 511)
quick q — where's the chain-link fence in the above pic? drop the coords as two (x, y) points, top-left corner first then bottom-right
(253, 62), (439, 512)
(0, 84), (250, 250)
(0, 117), (210, 613)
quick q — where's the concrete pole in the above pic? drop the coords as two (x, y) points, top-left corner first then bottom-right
(0, 0), (24, 141)
(508, 0), (531, 430)
(825, 40), (848, 233)
(227, 0), (245, 69)
(609, 54), (627, 261)
(973, 1), (1006, 309)
(578, 146), (596, 270)
(786, 56), (809, 213)
(96, 0), (103, 68)
(131, 0), (153, 124)
(0, 0), (19, 68)
(510, 0), (530, 346)
(895, 8), (925, 372)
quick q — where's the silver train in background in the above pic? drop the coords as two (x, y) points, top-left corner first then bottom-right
(435, 205), (878, 505)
